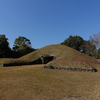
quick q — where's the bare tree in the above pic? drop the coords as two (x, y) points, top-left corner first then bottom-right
(90, 32), (100, 48)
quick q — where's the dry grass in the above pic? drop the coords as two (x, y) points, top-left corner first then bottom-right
(0, 64), (100, 100)
(0, 44), (100, 70)
(0, 58), (23, 64)
(18, 44), (100, 70)
(97, 59), (100, 61)
(0, 45), (100, 100)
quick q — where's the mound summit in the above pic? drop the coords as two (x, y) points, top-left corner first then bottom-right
(1, 44), (99, 72)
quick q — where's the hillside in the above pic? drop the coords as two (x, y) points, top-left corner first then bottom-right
(18, 44), (99, 71)
(0, 44), (99, 71)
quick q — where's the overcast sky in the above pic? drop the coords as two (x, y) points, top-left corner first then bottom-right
(0, 0), (100, 49)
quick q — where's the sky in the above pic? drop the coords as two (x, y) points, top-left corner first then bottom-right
(0, 0), (100, 49)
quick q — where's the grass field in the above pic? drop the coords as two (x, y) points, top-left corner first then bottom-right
(0, 64), (100, 100)
(0, 44), (100, 100)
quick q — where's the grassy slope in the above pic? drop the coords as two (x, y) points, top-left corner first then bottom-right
(19, 44), (100, 69)
(0, 65), (100, 100)
(0, 44), (100, 69)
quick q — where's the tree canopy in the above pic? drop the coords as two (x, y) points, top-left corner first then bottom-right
(61, 35), (84, 51)
(13, 36), (35, 57)
(0, 34), (11, 57)
(1, 34), (100, 59)
(82, 40), (96, 53)
(13, 36), (31, 51)
(90, 32), (100, 49)
(81, 40), (97, 58)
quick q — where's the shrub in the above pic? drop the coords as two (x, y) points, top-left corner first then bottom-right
(48, 65), (54, 69)
(13, 61), (16, 63)
(27, 62), (29, 65)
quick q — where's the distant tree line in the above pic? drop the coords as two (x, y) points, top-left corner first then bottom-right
(0, 35), (35, 58)
(1, 33), (100, 59)
(61, 33), (100, 59)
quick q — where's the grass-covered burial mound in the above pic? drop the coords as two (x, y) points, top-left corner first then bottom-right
(0, 44), (99, 72)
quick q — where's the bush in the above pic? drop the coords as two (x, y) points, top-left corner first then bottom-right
(13, 61), (16, 63)
(48, 65), (54, 69)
